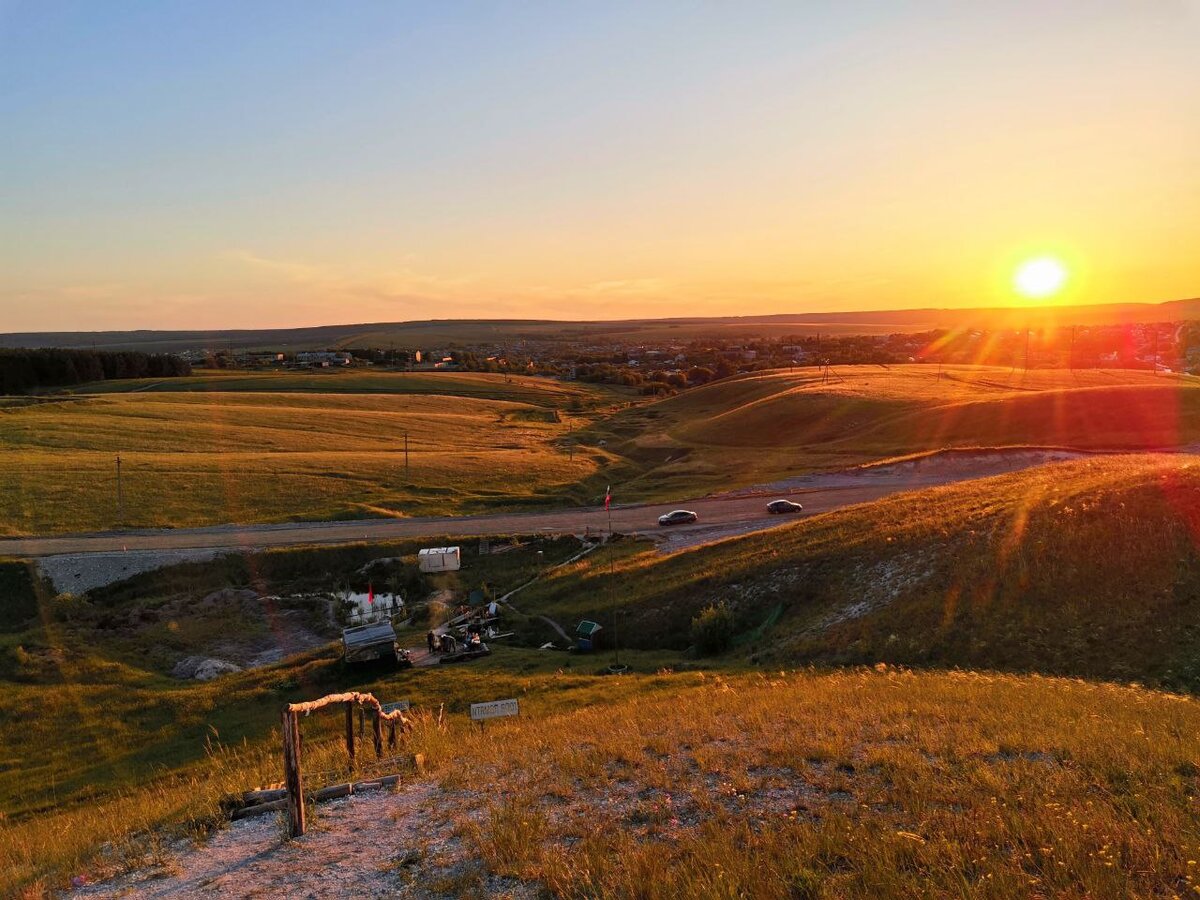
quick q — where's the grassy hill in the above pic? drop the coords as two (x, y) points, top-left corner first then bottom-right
(70, 369), (600, 407)
(6, 665), (1200, 897)
(10, 458), (1200, 893)
(0, 372), (619, 535)
(596, 365), (1200, 499)
(513, 453), (1200, 689)
(4, 299), (1199, 351)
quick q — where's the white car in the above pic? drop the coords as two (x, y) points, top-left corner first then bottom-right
(658, 509), (698, 526)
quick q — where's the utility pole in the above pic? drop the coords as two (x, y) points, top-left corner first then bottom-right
(404, 432), (409, 480)
(116, 454), (124, 527)
(608, 493), (620, 670)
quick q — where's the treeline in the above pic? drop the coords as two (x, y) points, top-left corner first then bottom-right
(0, 348), (192, 393)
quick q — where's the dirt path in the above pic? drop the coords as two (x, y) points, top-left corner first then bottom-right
(72, 782), (532, 899)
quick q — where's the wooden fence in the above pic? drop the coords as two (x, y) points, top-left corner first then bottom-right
(282, 691), (412, 837)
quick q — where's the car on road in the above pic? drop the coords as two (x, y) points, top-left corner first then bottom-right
(767, 499), (804, 515)
(658, 509), (698, 526)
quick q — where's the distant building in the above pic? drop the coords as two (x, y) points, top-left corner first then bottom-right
(296, 351), (352, 366)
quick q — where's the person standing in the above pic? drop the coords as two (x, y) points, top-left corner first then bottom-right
(426, 630), (436, 653)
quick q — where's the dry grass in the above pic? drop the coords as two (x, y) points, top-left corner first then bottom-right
(9, 659), (1200, 896)
(0, 389), (608, 534)
(72, 369), (604, 407)
(598, 364), (1200, 499)
(435, 667), (1200, 898)
(512, 453), (1200, 689)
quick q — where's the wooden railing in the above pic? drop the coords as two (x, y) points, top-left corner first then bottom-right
(281, 692), (412, 837)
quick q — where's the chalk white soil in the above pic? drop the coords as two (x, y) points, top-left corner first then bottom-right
(72, 782), (534, 899)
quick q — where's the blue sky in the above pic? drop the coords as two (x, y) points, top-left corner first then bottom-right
(2, 1), (1198, 329)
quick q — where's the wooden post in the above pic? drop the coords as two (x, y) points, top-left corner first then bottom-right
(388, 720), (398, 750)
(345, 702), (356, 762)
(359, 707), (365, 738)
(372, 711), (384, 758)
(281, 709), (306, 838)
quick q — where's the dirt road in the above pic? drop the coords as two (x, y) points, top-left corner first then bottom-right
(2, 485), (888, 558)
(0, 448), (1094, 561)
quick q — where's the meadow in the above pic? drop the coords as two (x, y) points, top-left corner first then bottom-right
(0, 371), (618, 535)
(597, 364), (1200, 499)
(510, 452), (1200, 689)
(8, 454), (1200, 893)
(6, 663), (1200, 897)
(72, 369), (596, 406)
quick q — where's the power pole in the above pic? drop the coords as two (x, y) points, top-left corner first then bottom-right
(608, 493), (620, 670)
(116, 454), (124, 527)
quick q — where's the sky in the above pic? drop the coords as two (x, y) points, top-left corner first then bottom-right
(2, 1), (1198, 331)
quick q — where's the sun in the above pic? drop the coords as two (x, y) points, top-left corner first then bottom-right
(1013, 256), (1068, 300)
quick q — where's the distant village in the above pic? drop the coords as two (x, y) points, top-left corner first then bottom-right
(180, 320), (1200, 394)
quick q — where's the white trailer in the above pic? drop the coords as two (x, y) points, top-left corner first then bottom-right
(418, 546), (461, 573)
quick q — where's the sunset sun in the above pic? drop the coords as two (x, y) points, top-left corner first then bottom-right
(1014, 256), (1068, 300)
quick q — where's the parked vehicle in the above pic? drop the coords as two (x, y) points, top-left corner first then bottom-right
(767, 499), (804, 514)
(658, 509), (698, 526)
(342, 621), (412, 667)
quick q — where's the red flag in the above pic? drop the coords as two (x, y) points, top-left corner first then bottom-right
(368, 583), (374, 605)
(604, 485), (611, 510)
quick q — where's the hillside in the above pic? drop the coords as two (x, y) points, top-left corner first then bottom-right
(11, 457), (1200, 893)
(3, 298), (1199, 350)
(0, 372), (616, 535)
(21, 669), (1200, 898)
(514, 453), (1200, 689)
(597, 365), (1200, 498)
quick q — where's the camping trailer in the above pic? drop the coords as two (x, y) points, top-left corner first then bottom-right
(418, 546), (461, 573)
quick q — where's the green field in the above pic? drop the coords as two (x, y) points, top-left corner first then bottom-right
(0, 371), (622, 535)
(73, 368), (600, 406)
(594, 364), (1200, 499)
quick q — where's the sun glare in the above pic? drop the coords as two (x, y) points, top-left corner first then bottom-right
(1014, 256), (1068, 300)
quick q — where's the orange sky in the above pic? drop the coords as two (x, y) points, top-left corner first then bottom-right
(2, 2), (1197, 330)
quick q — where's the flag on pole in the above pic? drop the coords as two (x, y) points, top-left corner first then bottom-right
(368, 583), (374, 605)
(604, 485), (611, 510)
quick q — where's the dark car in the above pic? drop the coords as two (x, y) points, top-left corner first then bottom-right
(767, 499), (804, 514)
(657, 509), (698, 526)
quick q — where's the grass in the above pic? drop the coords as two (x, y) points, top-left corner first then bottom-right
(508, 453), (1200, 690)
(0, 534), (590, 815)
(0, 646), (681, 896)
(71, 369), (611, 408)
(0, 384), (616, 534)
(9, 665), (1200, 897)
(592, 364), (1200, 500)
(443, 667), (1200, 898)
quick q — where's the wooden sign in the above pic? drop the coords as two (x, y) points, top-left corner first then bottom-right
(470, 698), (519, 721)
(381, 700), (410, 714)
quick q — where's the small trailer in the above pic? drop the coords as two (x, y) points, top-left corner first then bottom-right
(342, 621), (412, 667)
(418, 546), (462, 573)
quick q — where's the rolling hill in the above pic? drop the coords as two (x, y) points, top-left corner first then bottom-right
(0, 372), (615, 535)
(598, 365), (1200, 499)
(3, 297), (1199, 351)
(516, 452), (1200, 689)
